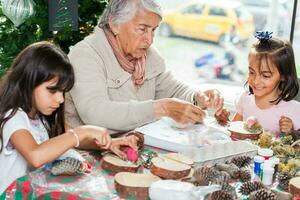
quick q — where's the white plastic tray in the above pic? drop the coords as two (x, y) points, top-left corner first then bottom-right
(136, 118), (258, 166)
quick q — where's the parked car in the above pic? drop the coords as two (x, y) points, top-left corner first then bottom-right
(159, 0), (255, 44)
(238, 0), (289, 36)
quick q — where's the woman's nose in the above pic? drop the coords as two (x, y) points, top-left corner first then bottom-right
(145, 30), (154, 45)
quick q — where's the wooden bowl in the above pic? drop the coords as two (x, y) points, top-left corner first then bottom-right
(228, 121), (262, 140)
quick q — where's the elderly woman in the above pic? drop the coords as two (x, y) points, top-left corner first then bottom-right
(65, 0), (224, 133)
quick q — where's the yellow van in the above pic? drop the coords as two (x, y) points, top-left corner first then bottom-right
(159, 0), (255, 44)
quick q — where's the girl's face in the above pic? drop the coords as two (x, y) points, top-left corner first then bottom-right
(32, 77), (64, 116)
(248, 55), (282, 100)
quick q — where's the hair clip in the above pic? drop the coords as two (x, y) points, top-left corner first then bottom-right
(255, 31), (273, 42)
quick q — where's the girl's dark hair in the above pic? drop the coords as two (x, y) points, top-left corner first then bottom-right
(0, 41), (74, 152)
(247, 37), (299, 104)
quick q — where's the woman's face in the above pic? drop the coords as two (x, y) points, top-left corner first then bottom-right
(248, 54), (282, 100)
(112, 10), (161, 59)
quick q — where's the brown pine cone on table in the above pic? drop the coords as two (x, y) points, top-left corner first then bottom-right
(230, 155), (251, 168)
(220, 183), (237, 199)
(239, 181), (265, 195)
(249, 189), (278, 200)
(193, 166), (219, 186)
(211, 170), (231, 185)
(215, 163), (240, 179)
(207, 190), (234, 200)
(239, 169), (251, 182)
(51, 157), (83, 176)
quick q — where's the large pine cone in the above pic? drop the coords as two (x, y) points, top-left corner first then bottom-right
(215, 163), (240, 179)
(230, 155), (251, 168)
(207, 190), (234, 200)
(193, 166), (219, 186)
(239, 181), (265, 195)
(249, 189), (278, 200)
(221, 183), (237, 199)
(51, 157), (83, 176)
(239, 169), (251, 182)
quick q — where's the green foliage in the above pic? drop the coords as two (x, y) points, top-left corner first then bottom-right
(0, 0), (108, 77)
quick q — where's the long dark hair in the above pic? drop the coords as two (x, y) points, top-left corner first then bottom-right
(0, 41), (74, 152)
(247, 37), (299, 104)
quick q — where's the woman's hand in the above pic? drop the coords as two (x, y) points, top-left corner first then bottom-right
(74, 125), (111, 149)
(279, 116), (294, 134)
(195, 89), (224, 111)
(109, 135), (139, 159)
(154, 98), (206, 124)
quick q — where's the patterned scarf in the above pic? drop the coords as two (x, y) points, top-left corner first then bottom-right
(103, 26), (146, 86)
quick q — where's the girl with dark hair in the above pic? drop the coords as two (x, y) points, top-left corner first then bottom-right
(0, 42), (137, 194)
(232, 31), (300, 135)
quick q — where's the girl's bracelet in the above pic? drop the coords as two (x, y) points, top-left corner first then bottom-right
(68, 129), (79, 148)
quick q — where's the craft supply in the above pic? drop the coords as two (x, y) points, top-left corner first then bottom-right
(258, 148), (273, 160)
(267, 157), (280, 175)
(125, 147), (139, 162)
(254, 155), (264, 176)
(262, 165), (274, 186)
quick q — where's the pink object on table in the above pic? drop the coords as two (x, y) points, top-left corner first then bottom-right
(125, 147), (139, 162)
(246, 116), (257, 128)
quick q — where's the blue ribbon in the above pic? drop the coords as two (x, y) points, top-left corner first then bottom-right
(255, 31), (273, 42)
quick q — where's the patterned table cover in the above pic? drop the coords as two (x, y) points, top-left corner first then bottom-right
(1, 147), (166, 200)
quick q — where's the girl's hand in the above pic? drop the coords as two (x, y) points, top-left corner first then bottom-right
(94, 131), (111, 150)
(74, 125), (111, 149)
(279, 116), (294, 134)
(109, 135), (138, 159)
(215, 107), (230, 126)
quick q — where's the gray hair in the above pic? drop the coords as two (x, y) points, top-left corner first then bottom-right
(99, 0), (162, 27)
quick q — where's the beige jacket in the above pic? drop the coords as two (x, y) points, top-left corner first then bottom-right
(65, 27), (195, 133)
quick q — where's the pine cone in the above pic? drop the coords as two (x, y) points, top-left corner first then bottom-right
(230, 155), (251, 168)
(239, 181), (265, 195)
(239, 169), (251, 182)
(221, 183), (237, 199)
(51, 157), (83, 176)
(193, 166), (219, 186)
(215, 163), (240, 179)
(207, 190), (234, 200)
(277, 172), (293, 191)
(249, 189), (278, 200)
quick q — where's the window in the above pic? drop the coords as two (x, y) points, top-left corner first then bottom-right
(208, 6), (226, 16)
